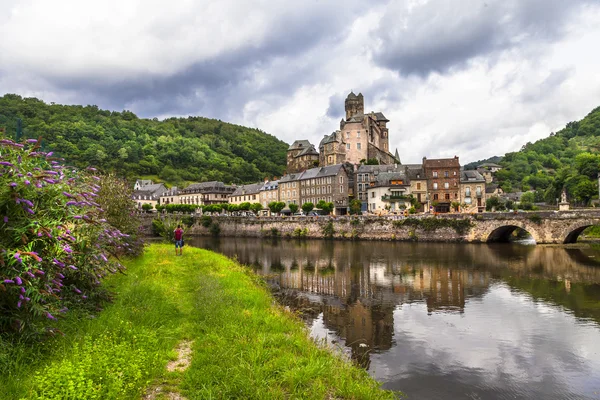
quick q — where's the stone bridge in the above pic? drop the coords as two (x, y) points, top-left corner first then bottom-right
(141, 210), (600, 244)
(465, 210), (600, 244)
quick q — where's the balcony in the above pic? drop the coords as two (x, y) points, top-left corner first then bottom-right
(381, 195), (409, 202)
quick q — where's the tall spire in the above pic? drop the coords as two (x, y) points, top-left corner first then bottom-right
(394, 148), (401, 164)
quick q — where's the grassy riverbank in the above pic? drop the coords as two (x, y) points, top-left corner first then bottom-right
(0, 244), (397, 399)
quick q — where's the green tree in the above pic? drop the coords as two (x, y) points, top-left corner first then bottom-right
(250, 203), (263, 214)
(349, 199), (362, 215)
(268, 201), (285, 214)
(289, 203), (299, 214)
(301, 202), (314, 214)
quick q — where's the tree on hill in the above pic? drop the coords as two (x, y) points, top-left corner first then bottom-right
(495, 106), (600, 205)
(0, 95), (288, 187)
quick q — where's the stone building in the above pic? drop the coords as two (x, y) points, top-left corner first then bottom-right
(287, 140), (319, 174)
(366, 170), (411, 215)
(423, 156), (461, 213)
(406, 165), (427, 212)
(278, 173), (301, 208)
(459, 170), (486, 213)
(159, 187), (179, 205)
(229, 182), (263, 205)
(259, 180), (279, 209)
(320, 92), (397, 167)
(355, 164), (404, 212)
(298, 164), (350, 215)
(132, 180), (167, 209)
(178, 181), (235, 205)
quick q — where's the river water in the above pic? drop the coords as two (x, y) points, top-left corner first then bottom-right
(189, 237), (600, 399)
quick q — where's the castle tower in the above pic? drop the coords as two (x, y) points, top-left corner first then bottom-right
(345, 91), (364, 120)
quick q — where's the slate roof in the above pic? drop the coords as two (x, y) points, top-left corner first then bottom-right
(319, 132), (341, 147)
(182, 181), (234, 193)
(405, 165), (425, 180)
(460, 170), (486, 183)
(288, 140), (312, 151)
(134, 183), (166, 197)
(372, 112), (389, 122)
(423, 157), (460, 169)
(296, 144), (319, 157)
(260, 180), (279, 191)
(479, 162), (502, 168)
(371, 171), (410, 187)
(231, 182), (263, 197)
(486, 184), (499, 194)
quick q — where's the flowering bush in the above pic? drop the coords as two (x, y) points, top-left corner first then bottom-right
(0, 138), (132, 334)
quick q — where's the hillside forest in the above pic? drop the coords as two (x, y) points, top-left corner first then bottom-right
(477, 106), (600, 205)
(0, 94), (288, 186)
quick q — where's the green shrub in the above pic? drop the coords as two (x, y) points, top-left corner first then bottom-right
(322, 221), (335, 239)
(528, 214), (542, 224)
(292, 227), (308, 238)
(0, 137), (132, 335)
(394, 217), (473, 235)
(209, 222), (221, 237)
(200, 215), (212, 228)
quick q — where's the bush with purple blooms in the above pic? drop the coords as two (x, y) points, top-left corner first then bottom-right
(0, 137), (133, 335)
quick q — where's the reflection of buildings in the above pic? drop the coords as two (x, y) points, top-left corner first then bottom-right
(194, 237), (600, 366)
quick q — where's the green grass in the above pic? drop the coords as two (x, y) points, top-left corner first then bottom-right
(1, 244), (397, 399)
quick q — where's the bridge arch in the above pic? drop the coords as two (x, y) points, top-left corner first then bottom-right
(561, 220), (600, 244)
(478, 220), (542, 244)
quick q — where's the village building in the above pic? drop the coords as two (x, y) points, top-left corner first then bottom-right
(459, 170), (486, 213)
(478, 162), (502, 173)
(286, 140), (319, 174)
(278, 173), (301, 208)
(423, 156), (461, 213)
(159, 187), (179, 205)
(259, 180), (279, 209)
(298, 164), (350, 215)
(320, 92), (398, 167)
(406, 164), (428, 212)
(132, 180), (167, 209)
(228, 182), (263, 205)
(366, 170), (411, 215)
(178, 181), (235, 205)
(355, 164), (404, 212)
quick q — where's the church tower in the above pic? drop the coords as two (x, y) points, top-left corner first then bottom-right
(345, 91), (364, 120)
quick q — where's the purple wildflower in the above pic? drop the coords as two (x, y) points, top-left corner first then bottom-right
(17, 301), (22, 308)
(45, 312), (56, 320)
(14, 276), (22, 285)
(20, 287), (25, 294)
(3, 279), (14, 284)
(21, 199), (34, 208)
(9, 182), (17, 187)
(35, 182), (42, 188)
(68, 265), (78, 270)
(3, 216), (7, 223)
(25, 271), (35, 278)
(14, 253), (22, 263)
(35, 270), (45, 276)
(24, 207), (34, 215)
(24, 180), (30, 185)
(26, 139), (37, 143)
(42, 178), (56, 184)
(46, 152), (53, 157)
(73, 287), (82, 294)
(53, 258), (65, 268)
(37, 232), (43, 237)
(62, 191), (74, 198)
(66, 201), (77, 206)
(0, 161), (13, 167)
(73, 216), (82, 220)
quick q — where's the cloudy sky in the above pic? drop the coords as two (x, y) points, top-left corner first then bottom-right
(1, 0), (600, 164)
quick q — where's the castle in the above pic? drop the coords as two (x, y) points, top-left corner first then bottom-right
(286, 92), (399, 174)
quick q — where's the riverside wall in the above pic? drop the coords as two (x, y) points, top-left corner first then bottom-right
(140, 214), (469, 242)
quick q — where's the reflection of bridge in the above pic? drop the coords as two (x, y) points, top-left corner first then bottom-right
(466, 210), (600, 243)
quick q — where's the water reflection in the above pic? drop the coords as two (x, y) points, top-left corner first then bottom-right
(190, 238), (600, 400)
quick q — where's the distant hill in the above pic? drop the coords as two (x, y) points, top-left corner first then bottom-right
(0, 94), (288, 186)
(464, 156), (503, 170)
(495, 105), (600, 205)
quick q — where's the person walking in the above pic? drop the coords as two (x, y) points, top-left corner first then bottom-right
(174, 225), (184, 256)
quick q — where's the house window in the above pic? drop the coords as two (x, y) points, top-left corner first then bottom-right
(346, 143), (350, 150)
(466, 187), (471, 197)
(434, 194), (439, 200)
(339, 176), (344, 184)
(346, 132), (350, 138)
(445, 171), (449, 178)
(445, 193), (450, 200)
(454, 171), (457, 176)
(433, 183), (438, 189)
(357, 143), (361, 150)
(328, 156), (332, 163)
(417, 183), (421, 190)
(357, 131), (361, 138)
(340, 186), (344, 193)
(444, 182), (449, 189)
(371, 191), (375, 198)
(433, 171), (438, 178)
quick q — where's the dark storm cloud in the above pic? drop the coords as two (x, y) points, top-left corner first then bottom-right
(26, 0), (381, 120)
(372, 0), (592, 76)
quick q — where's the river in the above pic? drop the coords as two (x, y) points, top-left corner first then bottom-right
(189, 237), (600, 399)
